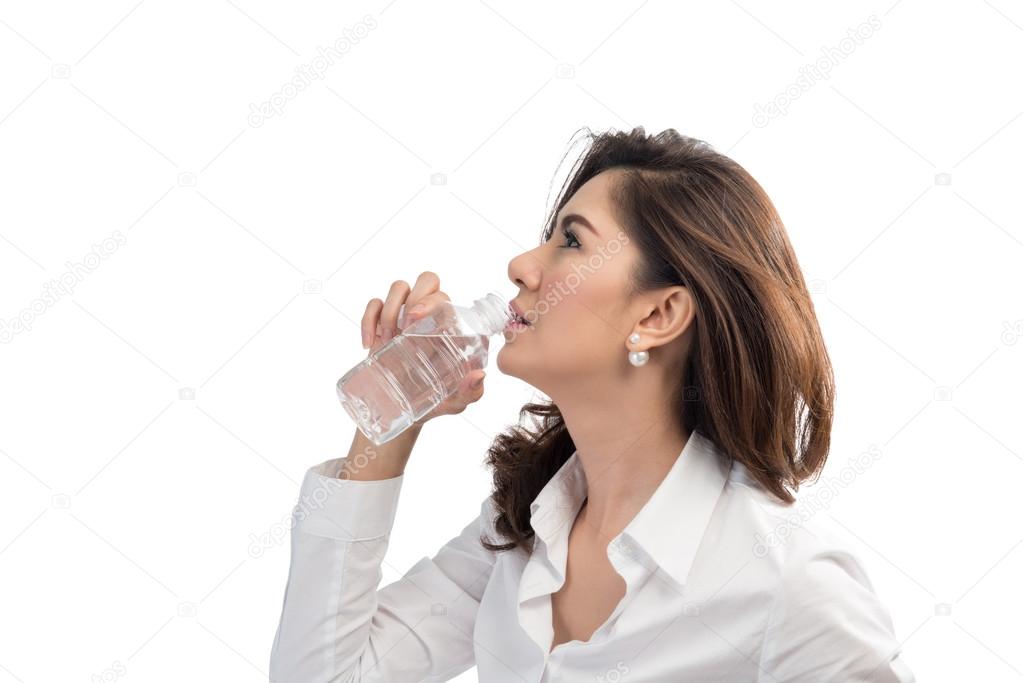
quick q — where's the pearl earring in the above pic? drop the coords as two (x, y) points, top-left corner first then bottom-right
(628, 332), (648, 367)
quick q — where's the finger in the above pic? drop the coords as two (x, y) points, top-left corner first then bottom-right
(462, 370), (486, 398)
(436, 371), (485, 419)
(404, 291), (448, 323)
(402, 272), (442, 326)
(406, 271), (440, 309)
(448, 370), (482, 405)
(379, 280), (411, 342)
(361, 298), (384, 349)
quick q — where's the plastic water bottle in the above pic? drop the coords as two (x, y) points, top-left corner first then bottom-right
(336, 291), (512, 445)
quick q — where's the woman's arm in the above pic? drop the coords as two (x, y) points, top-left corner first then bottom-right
(756, 548), (916, 682)
(268, 424), (499, 682)
(269, 271), (497, 680)
(342, 415), (421, 481)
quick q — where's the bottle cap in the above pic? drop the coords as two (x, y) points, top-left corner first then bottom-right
(472, 291), (512, 336)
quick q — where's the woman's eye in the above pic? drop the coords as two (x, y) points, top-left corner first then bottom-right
(559, 228), (581, 249)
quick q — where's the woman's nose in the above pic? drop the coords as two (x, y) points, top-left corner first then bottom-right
(507, 249), (542, 292)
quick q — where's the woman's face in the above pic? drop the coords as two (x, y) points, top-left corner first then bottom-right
(498, 169), (642, 394)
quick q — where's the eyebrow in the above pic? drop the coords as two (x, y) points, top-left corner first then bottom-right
(557, 212), (599, 237)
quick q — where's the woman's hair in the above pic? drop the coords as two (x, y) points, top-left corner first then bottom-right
(480, 127), (835, 555)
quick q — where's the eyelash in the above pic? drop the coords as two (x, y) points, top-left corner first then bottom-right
(558, 226), (581, 249)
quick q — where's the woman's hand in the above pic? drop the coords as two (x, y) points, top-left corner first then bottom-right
(360, 271), (487, 427)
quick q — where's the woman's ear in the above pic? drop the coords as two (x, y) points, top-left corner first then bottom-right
(632, 286), (694, 348)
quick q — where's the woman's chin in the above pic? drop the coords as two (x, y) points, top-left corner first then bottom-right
(495, 345), (513, 375)
(496, 343), (526, 378)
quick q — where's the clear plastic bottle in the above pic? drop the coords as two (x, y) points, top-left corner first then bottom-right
(336, 291), (512, 445)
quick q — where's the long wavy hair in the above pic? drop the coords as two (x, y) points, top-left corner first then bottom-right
(480, 127), (835, 555)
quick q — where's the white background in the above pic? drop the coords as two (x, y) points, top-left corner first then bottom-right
(1, 1), (1021, 681)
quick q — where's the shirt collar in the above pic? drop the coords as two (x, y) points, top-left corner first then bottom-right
(528, 428), (733, 588)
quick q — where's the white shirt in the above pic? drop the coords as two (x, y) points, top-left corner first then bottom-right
(269, 429), (915, 682)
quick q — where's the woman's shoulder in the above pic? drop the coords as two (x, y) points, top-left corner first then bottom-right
(711, 465), (912, 679)
(706, 460), (882, 597)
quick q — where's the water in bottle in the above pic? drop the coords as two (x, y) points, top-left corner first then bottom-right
(336, 292), (512, 445)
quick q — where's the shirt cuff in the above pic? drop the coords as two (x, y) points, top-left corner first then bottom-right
(291, 456), (404, 541)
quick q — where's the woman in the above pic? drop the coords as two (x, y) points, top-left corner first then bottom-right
(269, 128), (915, 681)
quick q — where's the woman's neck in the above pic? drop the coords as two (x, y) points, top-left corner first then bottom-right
(558, 395), (690, 539)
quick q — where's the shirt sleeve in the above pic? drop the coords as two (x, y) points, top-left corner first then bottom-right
(756, 547), (916, 683)
(268, 456), (500, 683)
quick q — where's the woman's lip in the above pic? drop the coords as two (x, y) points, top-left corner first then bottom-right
(510, 300), (531, 325)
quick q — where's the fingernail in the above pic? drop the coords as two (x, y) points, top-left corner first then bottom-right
(410, 304), (426, 317)
(470, 373), (485, 389)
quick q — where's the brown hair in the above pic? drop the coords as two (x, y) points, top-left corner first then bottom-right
(480, 127), (835, 555)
